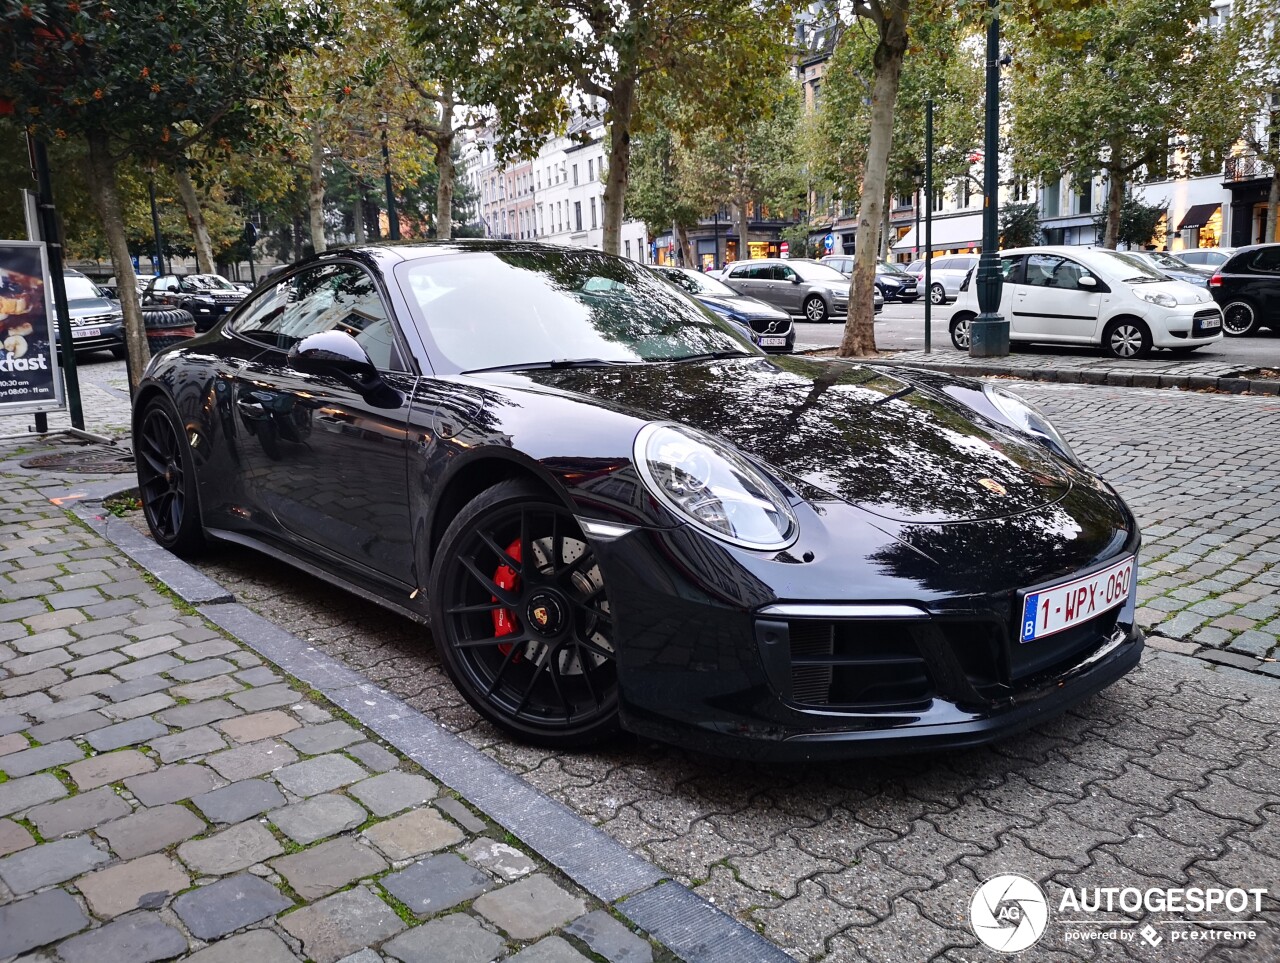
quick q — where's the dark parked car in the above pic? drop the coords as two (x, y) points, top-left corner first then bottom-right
(820, 256), (920, 303)
(133, 241), (1142, 759)
(1209, 243), (1280, 336)
(648, 265), (794, 353)
(143, 273), (246, 332)
(56, 270), (126, 359)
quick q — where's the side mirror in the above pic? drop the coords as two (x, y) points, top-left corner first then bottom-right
(288, 331), (402, 408)
(790, 275), (801, 285)
(1077, 275), (1098, 288)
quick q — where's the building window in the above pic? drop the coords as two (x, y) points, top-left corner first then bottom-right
(573, 164), (578, 186)
(575, 201), (583, 231)
(588, 159), (594, 180)
(1042, 177), (1061, 218)
(959, 178), (971, 207)
(625, 240), (631, 258)
(590, 197), (597, 229)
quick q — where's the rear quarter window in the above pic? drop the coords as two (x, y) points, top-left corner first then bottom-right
(1246, 247), (1280, 273)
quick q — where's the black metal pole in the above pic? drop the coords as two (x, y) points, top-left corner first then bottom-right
(970, 0), (1008, 357)
(382, 127), (400, 241)
(148, 173), (164, 276)
(713, 208), (719, 269)
(924, 99), (933, 355)
(32, 138), (84, 431)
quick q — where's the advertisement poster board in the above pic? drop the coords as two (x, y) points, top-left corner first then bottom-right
(0, 240), (65, 415)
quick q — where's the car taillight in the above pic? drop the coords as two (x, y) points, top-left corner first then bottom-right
(1208, 272), (1222, 287)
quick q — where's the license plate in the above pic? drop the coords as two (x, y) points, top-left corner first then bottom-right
(72, 327), (101, 339)
(759, 336), (787, 347)
(1019, 556), (1135, 643)
(1195, 315), (1220, 334)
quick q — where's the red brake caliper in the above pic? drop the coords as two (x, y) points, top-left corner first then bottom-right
(492, 538), (522, 659)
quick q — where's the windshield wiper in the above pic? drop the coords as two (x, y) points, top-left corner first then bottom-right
(668, 350), (754, 363)
(462, 358), (633, 375)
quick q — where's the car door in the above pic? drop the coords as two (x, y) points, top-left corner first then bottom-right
(1245, 246), (1280, 323)
(1012, 253), (1103, 342)
(226, 261), (419, 586)
(996, 254), (1026, 334)
(773, 263), (803, 313)
(725, 264), (771, 306)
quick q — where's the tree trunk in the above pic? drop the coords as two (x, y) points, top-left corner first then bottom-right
(1267, 169), (1279, 243)
(1102, 168), (1124, 249)
(308, 127), (327, 254)
(677, 222), (695, 267)
(84, 133), (148, 390)
(733, 198), (750, 259)
(353, 193), (366, 244)
(434, 84), (457, 241)
(434, 136), (455, 241)
(601, 74), (637, 255)
(839, 2), (908, 358)
(172, 160), (216, 275)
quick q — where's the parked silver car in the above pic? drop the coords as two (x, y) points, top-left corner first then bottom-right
(721, 258), (880, 322)
(923, 254), (980, 305)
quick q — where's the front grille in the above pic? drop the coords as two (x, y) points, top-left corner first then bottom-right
(210, 293), (242, 303)
(785, 620), (934, 709)
(73, 313), (118, 327)
(747, 317), (791, 335)
(1193, 308), (1222, 336)
(1010, 608), (1119, 681)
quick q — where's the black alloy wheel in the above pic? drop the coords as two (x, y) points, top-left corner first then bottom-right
(1221, 300), (1258, 337)
(136, 398), (205, 555)
(430, 480), (619, 748)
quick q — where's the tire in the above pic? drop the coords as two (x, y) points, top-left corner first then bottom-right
(1221, 300), (1259, 337)
(930, 283), (946, 306)
(1103, 318), (1152, 359)
(429, 479), (620, 748)
(135, 395), (205, 556)
(802, 295), (829, 323)
(950, 314), (973, 351)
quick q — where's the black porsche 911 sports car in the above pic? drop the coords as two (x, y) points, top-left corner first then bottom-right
(132, 241), (1142, 760)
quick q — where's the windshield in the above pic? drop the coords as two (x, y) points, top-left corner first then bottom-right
(63, 276), (103, 300)
(876, 262), (908, 276)
(185, 274), (238, 291)
(397, 249), (757, 373)
(654, 268), (739, 299)
(790, 261), (849, 283)
(1095, 251), (1167, 281)
(1143, 252), (1191, 270)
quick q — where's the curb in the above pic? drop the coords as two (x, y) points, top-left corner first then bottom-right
(69, 491), (794, 963)
(794, 348), (1280, 394)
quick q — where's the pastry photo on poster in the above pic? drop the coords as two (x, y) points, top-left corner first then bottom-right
(0, 240), (62, 412)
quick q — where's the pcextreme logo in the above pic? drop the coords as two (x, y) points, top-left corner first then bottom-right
(970, 874), (1049, 953)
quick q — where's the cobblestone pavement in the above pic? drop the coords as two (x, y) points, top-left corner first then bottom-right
(6, 369), (1280, 961)
(131, 382), (1280, 960)
(0, 459), (675, 961)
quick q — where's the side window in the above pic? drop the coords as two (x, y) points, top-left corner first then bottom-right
(934, 258), (953, 272)
(729, 265), (753, 280)
(1054, 259), (1087, 290)
(233, 264), (406, 371)
(1025, 254), (1065, 287)
(1000, 255), (1025, 284)
(774, 265), (796, 281)
(1250, 248), (1280, 273)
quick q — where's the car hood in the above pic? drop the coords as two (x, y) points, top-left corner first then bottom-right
(697, 295), (789, 321)
(503, 356), (1073, 524)
(67, 297), (121, 318)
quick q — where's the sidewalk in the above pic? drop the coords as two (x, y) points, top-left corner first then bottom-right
(798, 345), (1280, 395)
(0, 439), (783, 963)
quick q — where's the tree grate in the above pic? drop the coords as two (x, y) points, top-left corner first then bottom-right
(20, 446), (136, 473)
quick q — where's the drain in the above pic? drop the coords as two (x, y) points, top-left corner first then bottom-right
(21, 446), (136, 474)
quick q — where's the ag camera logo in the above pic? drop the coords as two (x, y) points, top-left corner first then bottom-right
(970, 874), (1049, 953)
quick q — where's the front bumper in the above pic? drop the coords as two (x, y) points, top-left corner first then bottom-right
(589, 501), (1142, 761)
(54, 321), (125, 353)
(1147, 305), (1223, 347)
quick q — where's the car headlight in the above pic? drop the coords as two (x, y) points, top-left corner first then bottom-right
(634, 423), (797, 550)
(983, 385), (1081, 465)
(1136, 290), (1177, 309)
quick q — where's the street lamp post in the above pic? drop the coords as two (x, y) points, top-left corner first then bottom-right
(925, 98), (934, 354)
(969, 0), (1009, 357)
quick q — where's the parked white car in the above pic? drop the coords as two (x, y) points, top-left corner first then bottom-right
(947, 246), (1224, 359)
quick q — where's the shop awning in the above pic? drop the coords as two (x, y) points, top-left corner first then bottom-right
(1176, 203), (1220, 231)
(891, 212), (985, 252)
